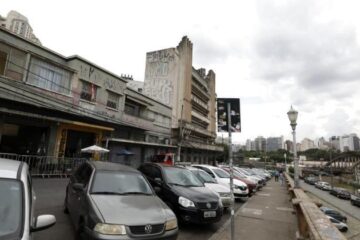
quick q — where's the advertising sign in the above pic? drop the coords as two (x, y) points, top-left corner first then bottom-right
(217, 98), (241, 132)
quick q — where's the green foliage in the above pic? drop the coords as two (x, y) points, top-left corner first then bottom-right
(288, 166), (294, 174)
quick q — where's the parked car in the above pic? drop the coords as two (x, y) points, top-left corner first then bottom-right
(320, 206), (347, 222)
(315, 181), (332, 191)
(220, 167), (258, 195)
(330, 187), (351, 200)
(191, 165), (249, 200)
(234, 167), (265, 187)
(138, 163), (223, 224)
(64, 161), (178, 240)
(186, 167), (232, 209)
(0, 158), (56, 240)
(304, 176), (318, 185)
(326, 216), (348, 232)
(350, 194), (360, 207)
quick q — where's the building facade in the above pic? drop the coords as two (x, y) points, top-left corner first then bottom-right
(143, 36), (223, 164)
(0, 27), (174, 168)
(266, 136), (284, 152)
(254, 136), (266, 152)
(339, 134), (359, 152)
(300, 138), (316, 152)
(0, 11), (41, 45)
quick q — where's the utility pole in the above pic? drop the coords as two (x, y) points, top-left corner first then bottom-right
(227, 102), (235, 240)
(177, 105), (184, 163)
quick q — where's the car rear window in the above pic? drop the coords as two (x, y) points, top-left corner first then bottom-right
(0, 179), (23, 240)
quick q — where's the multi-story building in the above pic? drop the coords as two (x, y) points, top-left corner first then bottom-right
(266, 136), (284, 152)
(300, 138), (316, 151)
(314, 137), (329, 150)
(143, 36), (223, 164)
(0, 27), (174, 168)
(329, 136), (341, 151)
(245, 139), (252, 151)
(0, 10), (41, 45)
(339, 134), (359, 152)
(254, 136), (266, 152)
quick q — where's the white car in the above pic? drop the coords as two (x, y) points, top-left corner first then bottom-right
(187, 167), (232, 208)
(192, 165), (248, 200)
(315, 181), (332, 191)
(0, 158), (56, 240)
(327, 216), (348, 232)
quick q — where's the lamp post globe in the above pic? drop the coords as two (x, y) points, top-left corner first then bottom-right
(287, 105), (299, 188)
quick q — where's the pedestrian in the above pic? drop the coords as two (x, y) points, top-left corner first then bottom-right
(274, 170), (279, 182)
(279, 170), (284, 185)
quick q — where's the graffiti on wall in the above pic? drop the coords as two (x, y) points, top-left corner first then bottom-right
(79, 64), (125, 93)
(144, 49), (175, 106)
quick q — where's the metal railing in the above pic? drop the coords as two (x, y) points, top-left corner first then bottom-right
(284, 173), (346, 240)
(0, 152), (87, 178)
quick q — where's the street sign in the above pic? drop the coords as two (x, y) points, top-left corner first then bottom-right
(217, 98), (241, 132)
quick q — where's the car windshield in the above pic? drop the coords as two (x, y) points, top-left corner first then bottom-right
(0, 179), (22, 239)
(91, 171), (153, 195)
(213, 168), (230, 178)
(164, 168), (204, 187)
(193, 170), (217, 184)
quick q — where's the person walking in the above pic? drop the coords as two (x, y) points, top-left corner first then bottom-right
(279, 170), (284, 185)
(274, 170), (279, 182)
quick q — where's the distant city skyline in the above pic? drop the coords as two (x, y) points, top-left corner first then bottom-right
(2, 1), (360, 143)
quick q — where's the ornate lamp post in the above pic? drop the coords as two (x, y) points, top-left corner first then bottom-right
(287, 106), (299, 188)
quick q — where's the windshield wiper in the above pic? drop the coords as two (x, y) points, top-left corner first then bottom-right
(91, 191), (124, 195)
(121, 192), (152, 195)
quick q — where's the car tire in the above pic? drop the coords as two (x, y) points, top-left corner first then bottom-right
(63, 193), (69, 214)
(341, 227), (348, 232)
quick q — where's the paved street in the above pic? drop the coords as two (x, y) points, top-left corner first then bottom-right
(32, 178), (244, 240)
(301, 181), (360, 220)
(301, 181), (360, 239)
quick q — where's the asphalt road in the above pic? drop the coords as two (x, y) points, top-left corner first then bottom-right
(32, 178), (244, 240)
(301, 181), (360, 221)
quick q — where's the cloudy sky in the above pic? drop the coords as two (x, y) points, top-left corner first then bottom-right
(2, 0), (360, 144)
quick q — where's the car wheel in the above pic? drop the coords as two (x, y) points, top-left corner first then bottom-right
(340, 227), (348, 232)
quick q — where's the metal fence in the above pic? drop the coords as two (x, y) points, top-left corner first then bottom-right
(0, 152), (87, 178)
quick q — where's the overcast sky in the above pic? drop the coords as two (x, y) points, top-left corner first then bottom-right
(2, 0), (360, 144)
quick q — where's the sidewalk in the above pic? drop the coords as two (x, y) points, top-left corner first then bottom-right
(210, 178), (297, 240)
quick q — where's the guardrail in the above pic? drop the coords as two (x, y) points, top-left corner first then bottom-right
(284, 173), (347, 240)
(0, 152), (87, 178)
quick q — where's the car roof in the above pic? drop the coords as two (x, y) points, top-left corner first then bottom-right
(89, 161), (139, 173)
(142, 162), (186, 170)
(192, 164), (218, 169)
(0, 158), (23, 179)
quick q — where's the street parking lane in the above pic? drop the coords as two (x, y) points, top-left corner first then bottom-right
(301, 181), (360, 221)
(33, 178), (244, 240)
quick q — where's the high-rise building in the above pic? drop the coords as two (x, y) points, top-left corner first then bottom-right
(143, 36), (222, 163)
(0, 10), (41, 45)
(340, 134), (359, 152)
(245, 139), (252, 151)
(266, 136), (284, 152)
(254, 136), (266, 152)
(329, 136), (340, 151)
(300, 138), (316, 151)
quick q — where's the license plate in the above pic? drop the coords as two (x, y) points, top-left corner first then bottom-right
(204, 211), (216, 218)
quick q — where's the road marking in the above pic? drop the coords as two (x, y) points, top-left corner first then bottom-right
(276, 207), (294, 212)
(241, 208), (263, 216)
(257, 193), (270, 197)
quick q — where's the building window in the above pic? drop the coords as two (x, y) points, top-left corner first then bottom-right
(27, 57), (72, 94)
(80, 80), (97, 102)
(106, 91), (120, 109)
(0, 50), (6, 76)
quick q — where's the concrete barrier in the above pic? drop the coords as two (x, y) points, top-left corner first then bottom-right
(284, 173), (347, 240)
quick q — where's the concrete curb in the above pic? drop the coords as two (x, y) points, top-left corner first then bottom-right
(208, 200), (250, 240)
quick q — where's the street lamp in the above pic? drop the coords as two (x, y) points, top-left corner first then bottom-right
(287, 106), (299, 188)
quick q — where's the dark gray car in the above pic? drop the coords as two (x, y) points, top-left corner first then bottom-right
(64, 161), (178, 240)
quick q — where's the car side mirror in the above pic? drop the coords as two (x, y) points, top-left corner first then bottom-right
(31, 215), (56, 232)
(154, 178), (163, 185)
(72, 183), (85, 191)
